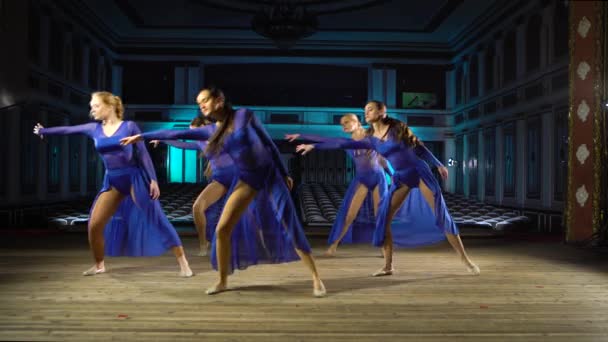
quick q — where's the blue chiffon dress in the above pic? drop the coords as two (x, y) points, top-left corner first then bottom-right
(312, 134), (454, 248)
(140, 109), (311, 273)
(40, 121), (183, 256)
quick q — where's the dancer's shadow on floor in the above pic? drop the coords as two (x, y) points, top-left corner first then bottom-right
(320, 273), (470, 295)
(104, 265), (215, 280)
(230, 272), (470, 296)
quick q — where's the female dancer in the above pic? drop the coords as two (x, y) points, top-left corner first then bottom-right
(151, 115), (237, 257)
(33, 91), (193, 277)
(121, 87), (326, 297)
(285, 114), (391, 256)
(294, 100), (480, 277)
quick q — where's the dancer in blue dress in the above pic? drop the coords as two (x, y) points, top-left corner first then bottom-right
(286, 114), (391, 256)
(151, 115), (238, 256)
(33, 91), (193, 277)
(295, 100), (480, 277)
(120, 87), (326, 297)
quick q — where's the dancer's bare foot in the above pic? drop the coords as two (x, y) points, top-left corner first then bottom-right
(83, 265), (106, 276)
(463, 259), (480, 275)
(323, 245), (338, 257)
(196, 242), (210, 257)
(313, 280), (326, 297)
(371, 267), (394, 277)
(205, 281), (228, 295)
(179, 266), (194, 278)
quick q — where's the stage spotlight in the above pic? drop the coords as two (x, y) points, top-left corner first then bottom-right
(448, 158), (458, 167)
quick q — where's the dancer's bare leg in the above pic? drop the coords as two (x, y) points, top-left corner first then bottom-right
(84, 188), (125, 276)
(206, 181), (257, 295)
(193, 181), (227, 256)
(294, 249), (326, 297)
(373, 185), (410, 276)
(265, 188), (327, 297)
(372, 186), (383, 258)
(172, 246), (193, 277)
(325, 184), (368, 256)
(418, 180), (480, 275)
(372, 186), (381, 216)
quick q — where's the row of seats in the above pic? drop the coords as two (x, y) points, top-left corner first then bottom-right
(46, 184), (204, 226)
(297, 183), (530, 231)
(45, 182), (530, 232)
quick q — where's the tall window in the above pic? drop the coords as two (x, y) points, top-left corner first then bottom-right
(526, 14), (542, 72)
(88, 49), (98, 89)
(69, 135), (81, 192)
(456, 135), (464, 194)
(484, 128), (496, 196)
(485, 45), (495, 92)
(167, 145), (199, 183)
(503, 30), (517, 84)
(468, 133), (479, 198)
(526, 117), (541, 199)
(49, 19), (64, 75)
(455, 66), (463, 105)
(72, 38), (82, 83)
(554, 110), (568, 201)
(553, 0), (569, 59)
(47, 114), (63, 193)
(20, 112), (38, 194)
(0, 114), (6, 196)
(63, 37), (73, 80)
(469, 55), (479, 98)
(86, 139), (98, 192)
(503, 123), (516, 197)
(105, 58), (112, 91)
(28, 8), (40, 63)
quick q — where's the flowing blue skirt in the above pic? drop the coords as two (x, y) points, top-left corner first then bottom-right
(327, 170), (387, 245)
(210, 165), (310, 274)
(96, 167), (183, 257)
(373, 163), (458, 248)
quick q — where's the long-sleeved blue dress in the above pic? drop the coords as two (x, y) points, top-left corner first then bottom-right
(39, 121), (183, 256)
(297, 134), (390, 245)
(312, 134), (453, 247)
(140, 109), (310, 273)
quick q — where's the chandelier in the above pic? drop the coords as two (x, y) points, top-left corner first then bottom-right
(251, 2), (318, 49)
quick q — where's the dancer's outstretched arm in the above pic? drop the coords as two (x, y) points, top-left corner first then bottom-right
(295, 136), (373, 155)
(152, 140), (203, 151)
(35, 122), (97, 138)
(285, 133), (340, 143)
(121, 125), (215, 146)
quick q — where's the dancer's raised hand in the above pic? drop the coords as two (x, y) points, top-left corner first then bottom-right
(296, 144), (314, 155)
(33, 123), (44, 138)
(149, 180), (160, 200)
(120, 134), (143, 145)
(284, 134), (300, 142)
(438, 166), (449, 180)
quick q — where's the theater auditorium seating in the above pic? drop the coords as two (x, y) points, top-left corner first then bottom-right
(297, 183), (530, 231)
(43, 182), (530, 232)
(45, 184), (204, 227)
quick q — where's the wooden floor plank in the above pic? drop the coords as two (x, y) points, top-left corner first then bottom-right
(1, 234), (607, 341)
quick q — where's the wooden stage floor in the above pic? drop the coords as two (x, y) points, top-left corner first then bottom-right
(0, 233), (607, 341)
